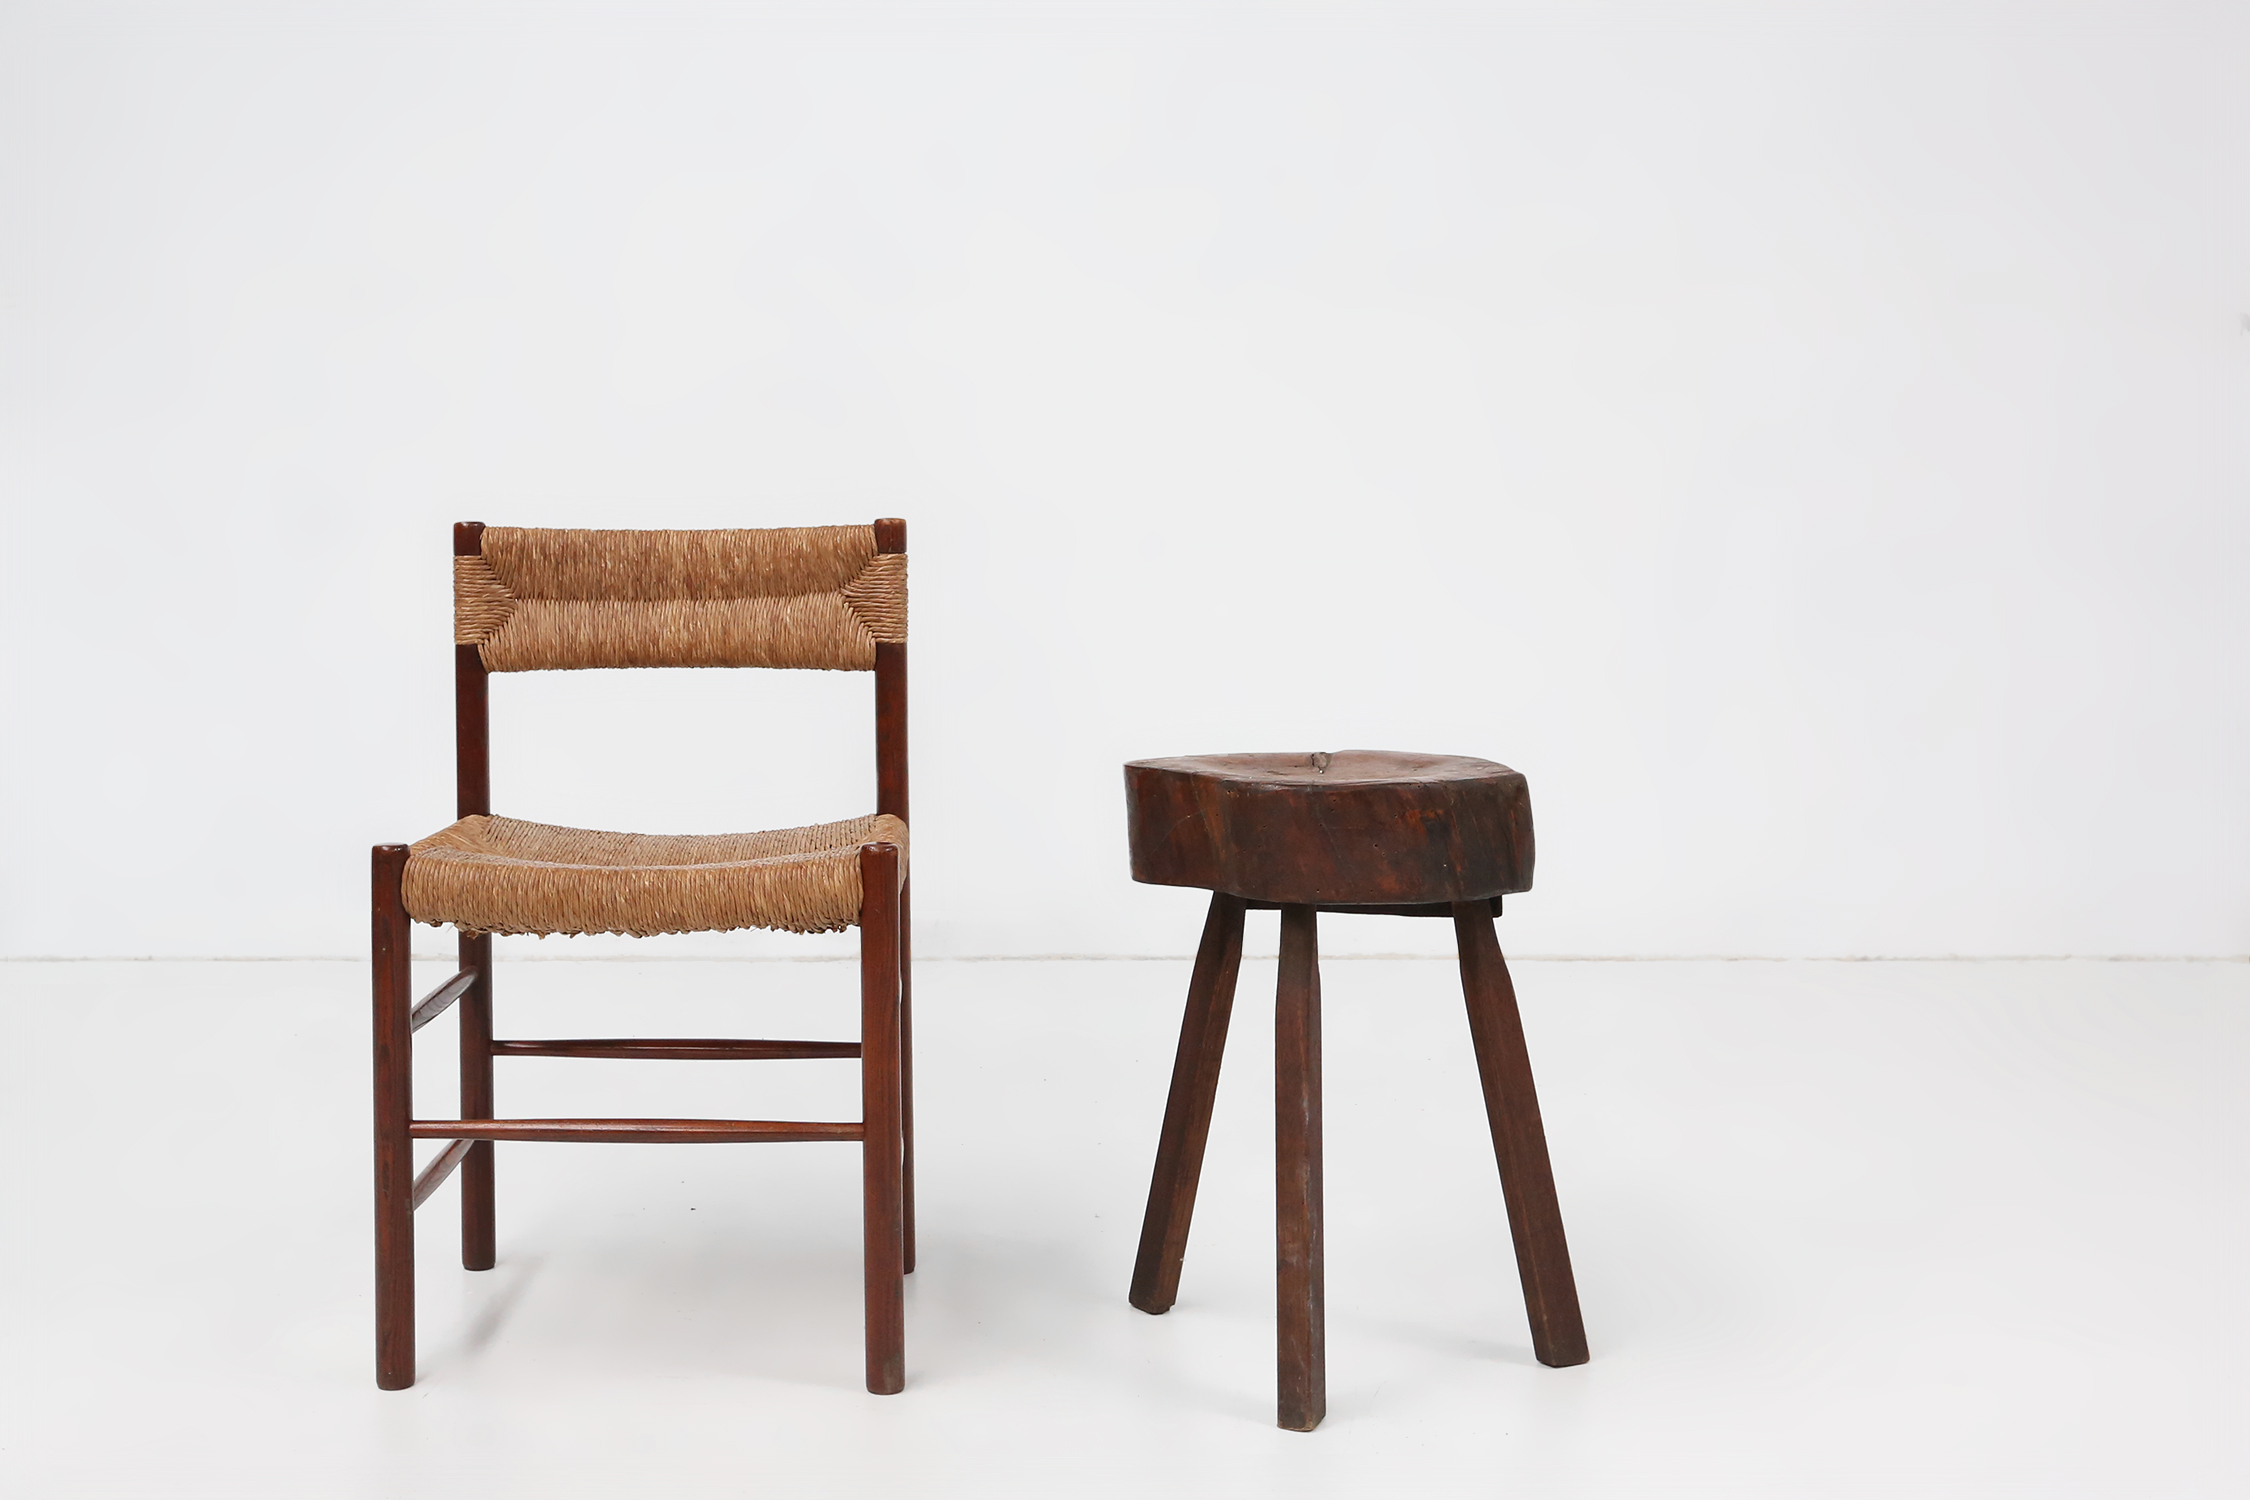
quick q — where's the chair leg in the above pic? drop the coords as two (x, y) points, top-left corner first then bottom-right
(859, 844), (906, 1394)
(1450, 902), (1589, 1368)
(1274, 904), (1326, 1432)
(899, 878), (915, 1276)
(371, 845), (416, 1390)
(1129, 892), (1246, 1315)
(458, 929), (495, 1271)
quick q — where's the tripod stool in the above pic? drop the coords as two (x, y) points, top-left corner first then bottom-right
(1122, 750), (1589, 1430)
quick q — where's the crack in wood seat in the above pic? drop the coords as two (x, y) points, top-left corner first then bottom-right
(403, 812), (909, 938)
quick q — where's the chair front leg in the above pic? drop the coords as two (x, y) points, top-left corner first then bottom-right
(899, 876), (915, 1276)
(371, 844), (416, 1390)
(858, 842), (906, 1394)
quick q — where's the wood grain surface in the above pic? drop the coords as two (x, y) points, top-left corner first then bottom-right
(1125, 750), (1533, 905)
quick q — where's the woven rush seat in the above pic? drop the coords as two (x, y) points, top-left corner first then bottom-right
(403, 812), (909, 938)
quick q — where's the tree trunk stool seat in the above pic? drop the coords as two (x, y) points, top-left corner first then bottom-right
(1123, 750), (1589, 1432)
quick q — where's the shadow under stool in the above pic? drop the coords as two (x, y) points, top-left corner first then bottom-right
(1122, 750), (1589, 1431)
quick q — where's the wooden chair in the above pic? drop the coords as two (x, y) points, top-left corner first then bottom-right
(370, 519), (912, 1393)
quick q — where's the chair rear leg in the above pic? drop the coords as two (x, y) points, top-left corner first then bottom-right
(459, 929), (495, 1271)
(372, 845), (416, 1390)
(859, 843), (906, 1394)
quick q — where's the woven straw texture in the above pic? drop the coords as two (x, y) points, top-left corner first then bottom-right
(403, 813), (908, 938)
(456, 525), (907, 672)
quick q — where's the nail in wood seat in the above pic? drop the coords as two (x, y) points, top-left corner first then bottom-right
(1123, 750), (1589, 1431)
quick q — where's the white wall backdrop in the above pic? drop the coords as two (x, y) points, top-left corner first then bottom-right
(4, 0), (2245, 959)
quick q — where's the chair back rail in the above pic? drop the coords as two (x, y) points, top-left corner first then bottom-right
(448, 518), (907, 830)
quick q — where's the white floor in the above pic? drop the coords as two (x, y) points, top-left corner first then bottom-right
(0, 952), (2242, 1497)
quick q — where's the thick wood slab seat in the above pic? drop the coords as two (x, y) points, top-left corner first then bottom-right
(1125, 751), (1533, 906)
(402, 812), (908, 938)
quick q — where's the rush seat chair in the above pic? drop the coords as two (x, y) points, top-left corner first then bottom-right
(369, 519), (912, 1393)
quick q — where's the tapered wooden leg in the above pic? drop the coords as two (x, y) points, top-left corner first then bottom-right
(371, 845), (416, 1390)
(899, 878), (915, 1276)
(859, 844), (906, 1394)
(1129, 892), (1246, 1315)
(458, 929), (495, 1272)
(1274, 904), (1325, 1432)
(1452, 903), (1589, 1368)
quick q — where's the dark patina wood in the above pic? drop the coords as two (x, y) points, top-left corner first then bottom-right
(1273, 905), (1326, 1433)
(453, 522), (496, 1276)
(453, 522), (489, 821)
(412, 1138), (474, 1209)
(1128, 892), (1246, 1315)
(410, 1118), (865, 1144)
(1241, 898), (1500, 919)
(1124, 749), (1585, 1431)
(1125, 751), (1533, 906)
(859, 841), (906, 1394)
(873, 518), (913, 1275)
(409, 967), (477, 1033)
(898, 878), (916, 1276)
(371, 844), (415, 1391)
(458, 931), (495, 1271)
(1452, 902), (1588, 1368)
(491, 1038), (861, 1060)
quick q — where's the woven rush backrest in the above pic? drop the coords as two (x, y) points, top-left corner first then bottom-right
(455, 525), (907, 672)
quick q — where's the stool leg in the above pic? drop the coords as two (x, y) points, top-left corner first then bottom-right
(859, 844), (906, 1394)
(371, 845), (415, 1390)
(1451, 903), (1589, 1368)
(458, 930), (495, 1272)
(1130, 893), (1246, 1315)
(1275, 904), (1326, 1432)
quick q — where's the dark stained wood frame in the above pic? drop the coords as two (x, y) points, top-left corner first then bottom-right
(1272, 905), (1326, 1432)
(409, 966), (476, 1033)
(1127, 893), (1245, 1317)
(873, 516), (913, 1273)
(370, 518), (912, 1394)
(1452, 901), (1587, 1367)
(1241, 897), (1501, 920)
(410, 1118), (867, 1144)
(490, 1038), (861, 1060)
(1128, 896), (1588, 1431)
